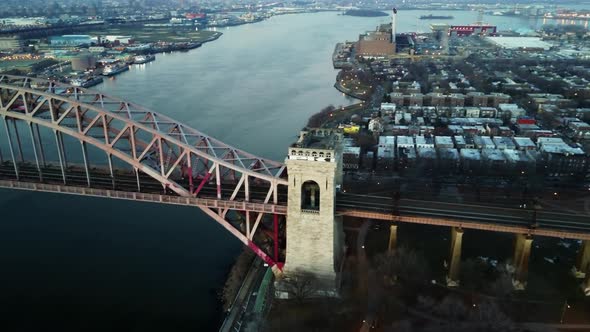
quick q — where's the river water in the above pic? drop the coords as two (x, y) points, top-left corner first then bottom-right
(0, 9), (589, 331)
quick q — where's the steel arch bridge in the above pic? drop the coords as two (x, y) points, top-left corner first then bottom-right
(0, 75), (289, 270)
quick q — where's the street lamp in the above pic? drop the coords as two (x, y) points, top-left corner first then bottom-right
(560, 300), (571, 323)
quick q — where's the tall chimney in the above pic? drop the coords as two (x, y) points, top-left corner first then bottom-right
(391, 8), (397, 44)
(441, 25), (450, 54)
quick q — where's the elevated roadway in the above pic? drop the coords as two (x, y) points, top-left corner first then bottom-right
(336, 192), (590, 240)
(2, 163), (589, 241)
(0, 163), (287, 214)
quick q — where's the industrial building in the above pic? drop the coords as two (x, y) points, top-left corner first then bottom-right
(0, 36), (23, 51)
(486, 37), (552, 51)
(71, 52), (97, 71)
(49, 35), (97, 46)
(450, 25), (497, 36)
(104, 35), (134, 45)
(356, 8), (397, 58)
(430, 24), (450, 54)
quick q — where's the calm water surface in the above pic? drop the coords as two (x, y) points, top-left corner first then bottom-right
(0, 10), (588, 331)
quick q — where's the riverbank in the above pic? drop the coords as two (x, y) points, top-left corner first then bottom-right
(82, 26), (222, 49)
(219, 257), (265, 332)
(85, 11), (376, 330)
(342, 9), (389, 17)
(334, 80), (367, 100)
(334, 70), (372, 101)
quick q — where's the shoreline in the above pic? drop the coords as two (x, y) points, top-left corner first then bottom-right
(333, 81), (366, 101)
(334, 71), (368, 101)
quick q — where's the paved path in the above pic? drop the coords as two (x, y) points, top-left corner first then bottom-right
(219, 259), (263, 332)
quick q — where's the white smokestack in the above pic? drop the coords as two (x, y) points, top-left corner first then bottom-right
(392, 8), (397, 44)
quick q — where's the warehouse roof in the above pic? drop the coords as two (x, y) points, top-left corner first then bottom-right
(486, 37), (552, 50)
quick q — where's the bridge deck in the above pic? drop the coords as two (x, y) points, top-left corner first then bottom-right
(0, 179), (287, 214)
(2, 163), (589, 241)
(336, 193), (590, 241)
(0, 163), (287, 214)
(338, 209), (590, 241)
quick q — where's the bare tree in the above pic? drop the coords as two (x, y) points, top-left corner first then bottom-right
(467, 300), (516, 332)
(307, 105), (336, 128)
(373, 246), (430, 293)
(536, 109), (558, 128)
(281, 271), (319, 303)
(433, 295), (469, 324)
(356, 132), (376, 150)
(385, 320), (414, 332)
(410, 294), (520, 332)
(416, 295), (437, 311)
(487, 265), (514, 299)
(460, 258), (488, 292)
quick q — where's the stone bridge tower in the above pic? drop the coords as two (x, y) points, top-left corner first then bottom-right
(278, 128), (345, 297)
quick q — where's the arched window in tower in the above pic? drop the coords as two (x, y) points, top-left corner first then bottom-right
(301, 180), (320, 211)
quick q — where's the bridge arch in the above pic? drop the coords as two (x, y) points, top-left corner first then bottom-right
(0, 75), (289, 270)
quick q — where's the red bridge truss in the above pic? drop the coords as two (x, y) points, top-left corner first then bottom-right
(0, 75), (289, 269)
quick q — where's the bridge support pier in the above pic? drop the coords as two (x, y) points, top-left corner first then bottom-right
(583, 272), (590, 296)
(512, 234), (533, 290)
(388, 223), (398, 253)
(573, 240), (590, 279)
(446, 227), (463, 287)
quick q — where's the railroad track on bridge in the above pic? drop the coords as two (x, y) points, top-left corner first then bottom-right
(337, 193), (590, 240)
(2, 163), (590, 240)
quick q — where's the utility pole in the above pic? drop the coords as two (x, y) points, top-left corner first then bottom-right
(530, 197), (541, 229)
(560, 300), (570, 324)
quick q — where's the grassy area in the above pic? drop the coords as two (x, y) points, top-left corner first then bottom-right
(339, 78), (372, 98)
(267, 298), (363, 331)
(85, 27), (219, 44)
(0, 58), (61, 74)
(0, 59), (42, 71)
